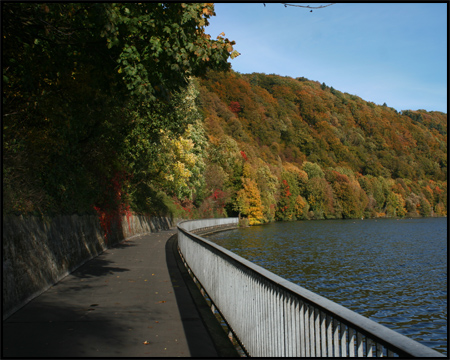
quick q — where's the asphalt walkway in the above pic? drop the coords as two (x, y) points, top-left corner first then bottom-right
(2, 228), (238, 358)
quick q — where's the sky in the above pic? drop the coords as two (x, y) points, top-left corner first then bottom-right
(205, 2), (447, 113)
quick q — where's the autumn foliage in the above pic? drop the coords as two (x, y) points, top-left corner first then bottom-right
(3, 3), (446, 224)
(229, 101), (242, 115)
(195, 70), (447, 222)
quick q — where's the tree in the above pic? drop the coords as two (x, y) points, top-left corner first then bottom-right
(3, 3), (128, 214)
(3, 3), (238, 215)
(305, 177), (333, 219)
(275, 178), (294, 221)
(325, 169), (368, 219)
(256, 163), (279, 222)
(385, 192), (407, 217)
(229, 101), (242, 115)
(124, 79), (207, 206)
(294, 195), (309, 219)
(302, 161), (325, 179)
(107, 3), (238, 104)
(235, 178), (265, 225)
(283, 163), (309, 195)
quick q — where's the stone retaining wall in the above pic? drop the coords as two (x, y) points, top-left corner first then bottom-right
(2, 213), (177, 320)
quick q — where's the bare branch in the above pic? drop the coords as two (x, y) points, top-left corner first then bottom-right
(281, 3), (336, 9)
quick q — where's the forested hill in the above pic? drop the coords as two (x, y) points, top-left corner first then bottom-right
(200, 70), (447, 181)
(191, 70), (447, 223)
(3, 3), (446, 229)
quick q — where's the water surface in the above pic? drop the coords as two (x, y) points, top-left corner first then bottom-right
(206, 217), (447, 355)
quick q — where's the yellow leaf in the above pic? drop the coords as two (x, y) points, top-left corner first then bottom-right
(231, 50), (240, 59)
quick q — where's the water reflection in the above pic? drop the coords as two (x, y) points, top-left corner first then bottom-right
(207, 217), (447, 356)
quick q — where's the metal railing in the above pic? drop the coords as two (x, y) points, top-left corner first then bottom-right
(177, 218), (444, 357)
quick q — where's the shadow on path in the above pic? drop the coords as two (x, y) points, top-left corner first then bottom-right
(165, 234), (239, 358)
(70, 257), (131, 279)
(2, 300), (133, 357)
(3, 231), (238, 358)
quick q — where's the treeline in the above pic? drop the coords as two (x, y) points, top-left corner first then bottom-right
(3, 3), (446, 230)
(176, 70), (447, 223)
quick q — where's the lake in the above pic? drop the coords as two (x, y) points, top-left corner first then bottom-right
(206, 217), (447, 355)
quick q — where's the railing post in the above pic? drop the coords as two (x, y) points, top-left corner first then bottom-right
(326, 313), (333, 356)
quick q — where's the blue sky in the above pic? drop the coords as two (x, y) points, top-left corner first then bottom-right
(205, 3), (447, 113)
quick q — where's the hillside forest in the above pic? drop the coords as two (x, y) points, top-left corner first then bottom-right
(3, 3), (447, 236)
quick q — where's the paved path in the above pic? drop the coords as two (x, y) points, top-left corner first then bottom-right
(2, 229), (238, 357)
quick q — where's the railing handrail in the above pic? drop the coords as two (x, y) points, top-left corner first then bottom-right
(177, 218), (444, 357)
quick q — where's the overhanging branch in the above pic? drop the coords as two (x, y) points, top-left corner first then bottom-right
(281, 3), (336, 9)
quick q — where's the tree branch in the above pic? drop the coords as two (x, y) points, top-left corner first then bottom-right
(281, 3), (336, 9)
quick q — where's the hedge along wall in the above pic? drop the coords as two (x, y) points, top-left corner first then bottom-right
(2, 213), (176, 320)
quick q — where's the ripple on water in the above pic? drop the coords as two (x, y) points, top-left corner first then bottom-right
(206, 218), (447, 356)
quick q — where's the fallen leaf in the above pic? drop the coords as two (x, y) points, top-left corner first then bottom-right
(143, 341), (150, 345)
(157, 301), (166, 304)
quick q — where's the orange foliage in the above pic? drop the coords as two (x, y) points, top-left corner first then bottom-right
(197, 70), (447, 221)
